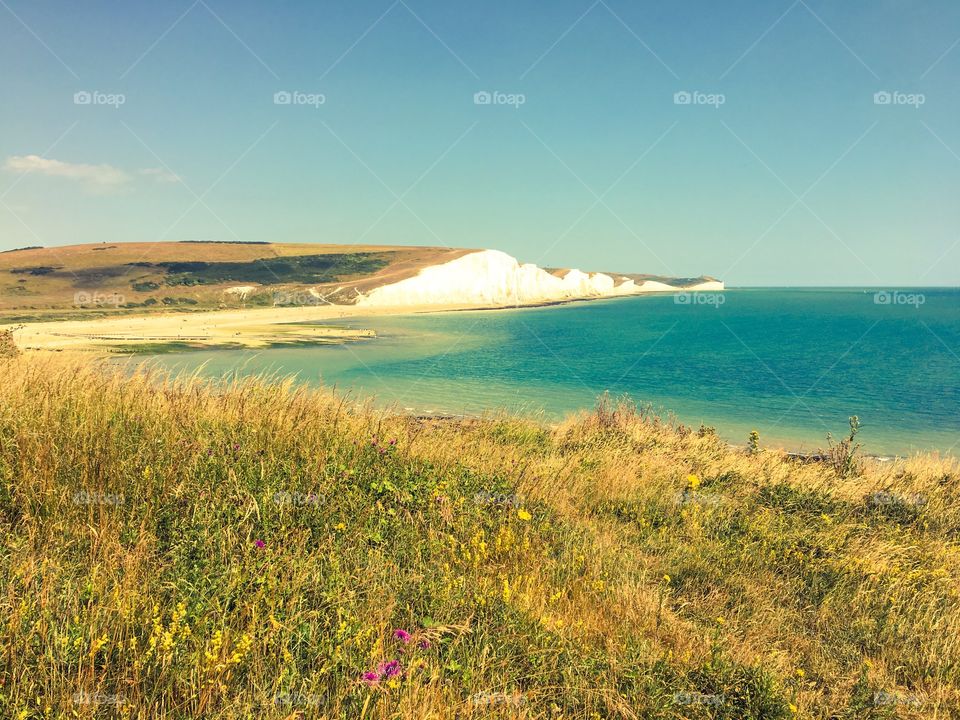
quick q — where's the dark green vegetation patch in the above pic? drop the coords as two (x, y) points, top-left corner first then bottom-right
(128, 253), (389, 286)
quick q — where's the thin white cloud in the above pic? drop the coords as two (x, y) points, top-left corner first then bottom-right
(4, 154), (131, 188)
(139, 167), (180, 183)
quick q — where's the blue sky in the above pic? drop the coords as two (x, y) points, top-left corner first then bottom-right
(1, 0), (958, 285)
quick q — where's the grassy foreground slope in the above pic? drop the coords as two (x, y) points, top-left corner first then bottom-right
(0, 355), (957, 719)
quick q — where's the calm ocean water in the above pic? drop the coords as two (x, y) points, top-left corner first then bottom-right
(152, 289), (960, 456)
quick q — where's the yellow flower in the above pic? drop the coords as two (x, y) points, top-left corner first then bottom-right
(687, 474), (700, 490)
(517, 509), (532, 521)
(795, 668), (805, 679)
(662, 574), (671, 584)
(789, 702), (798, 714)
(715, 616), (725, 625)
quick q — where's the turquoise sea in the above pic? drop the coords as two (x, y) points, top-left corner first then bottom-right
(151, 288), (960, 456)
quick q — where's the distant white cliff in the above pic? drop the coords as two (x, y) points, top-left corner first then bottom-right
(356, 249), (723, 308)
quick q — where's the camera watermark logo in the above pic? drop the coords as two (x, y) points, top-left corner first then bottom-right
(674, 90), (725, 108)
(673, 692), (725, 706)
(873, 691), (922, 707)
(473, 90), (526, 108)
(674, 489), (722, 508)
(869, 491), (926, 508)
(273, 491), (320, 507)
(469, 691), (526, 707)
(474, 490), (524, 509)
(272, 290), (324, 307)
(873, 291), (924, 308)
(74, 90), (125, 108)
(73, 691), (126, 706)
(72, 490), (124, 506)
(274, 90), (326, 108)
(873, 91), (925, 108)
(674, 291), (725, 308)
(74, 290), (125, 307)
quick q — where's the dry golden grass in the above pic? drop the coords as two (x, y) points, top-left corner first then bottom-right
(0, 354), (957, 719)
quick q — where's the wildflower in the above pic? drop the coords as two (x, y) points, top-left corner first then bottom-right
(417, 639), (431, 650)
(389, 439), (396, 446)
(715, 616), (725, 625)
(662, 574), (671, 584)
(796, 668), (805, 679)
(378, 660), (402, 678)
(517, 509), (532, 521)
(254, 539), (266, 549)
(789, 703), (798, 714)
(393, 629), (411, 644)
(361, 671), (380, 686)
(687, 474), (700, 490)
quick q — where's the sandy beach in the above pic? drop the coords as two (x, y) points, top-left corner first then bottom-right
(5, 304), (386, 352)
(4, 300), (562, 352)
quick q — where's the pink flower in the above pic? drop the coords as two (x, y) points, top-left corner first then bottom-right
(254, 539), (266, 549)
(393, 629), (411, 643)
(377, 660), (402, 678)
(417, 639), (431, 650)
(361, 671), (380, 686)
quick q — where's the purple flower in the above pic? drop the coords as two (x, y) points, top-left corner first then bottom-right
(361, 671), (380, 686)
(417, 639), (431, 650)
(254, 539), (266, 549)
(377, 660), (402, 678)
(393, 629), (411, 643)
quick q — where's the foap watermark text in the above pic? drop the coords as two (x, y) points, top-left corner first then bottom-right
(674, 90), (725, 108)
(874, 91), (925, 108)
(74, 290), (125, 307)
(874, 291), (924, 308)
(74, 90), (125, 108)
(274, 91), (326, 108)
(673, 692), (725, 706)
(72, 490), (124, 506)
(675, 291), (725, 308)
(474, 90), (525, 108)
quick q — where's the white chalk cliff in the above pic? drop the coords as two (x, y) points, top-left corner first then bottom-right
(356, 250), (723, 308)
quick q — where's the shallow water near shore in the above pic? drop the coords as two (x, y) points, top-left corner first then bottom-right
(149, 288), (960, 456)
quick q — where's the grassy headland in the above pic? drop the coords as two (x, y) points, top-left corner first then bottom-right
(0, 354), (956, 718)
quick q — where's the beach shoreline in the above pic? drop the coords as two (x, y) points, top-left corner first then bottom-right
(3, 290), (689, 353)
